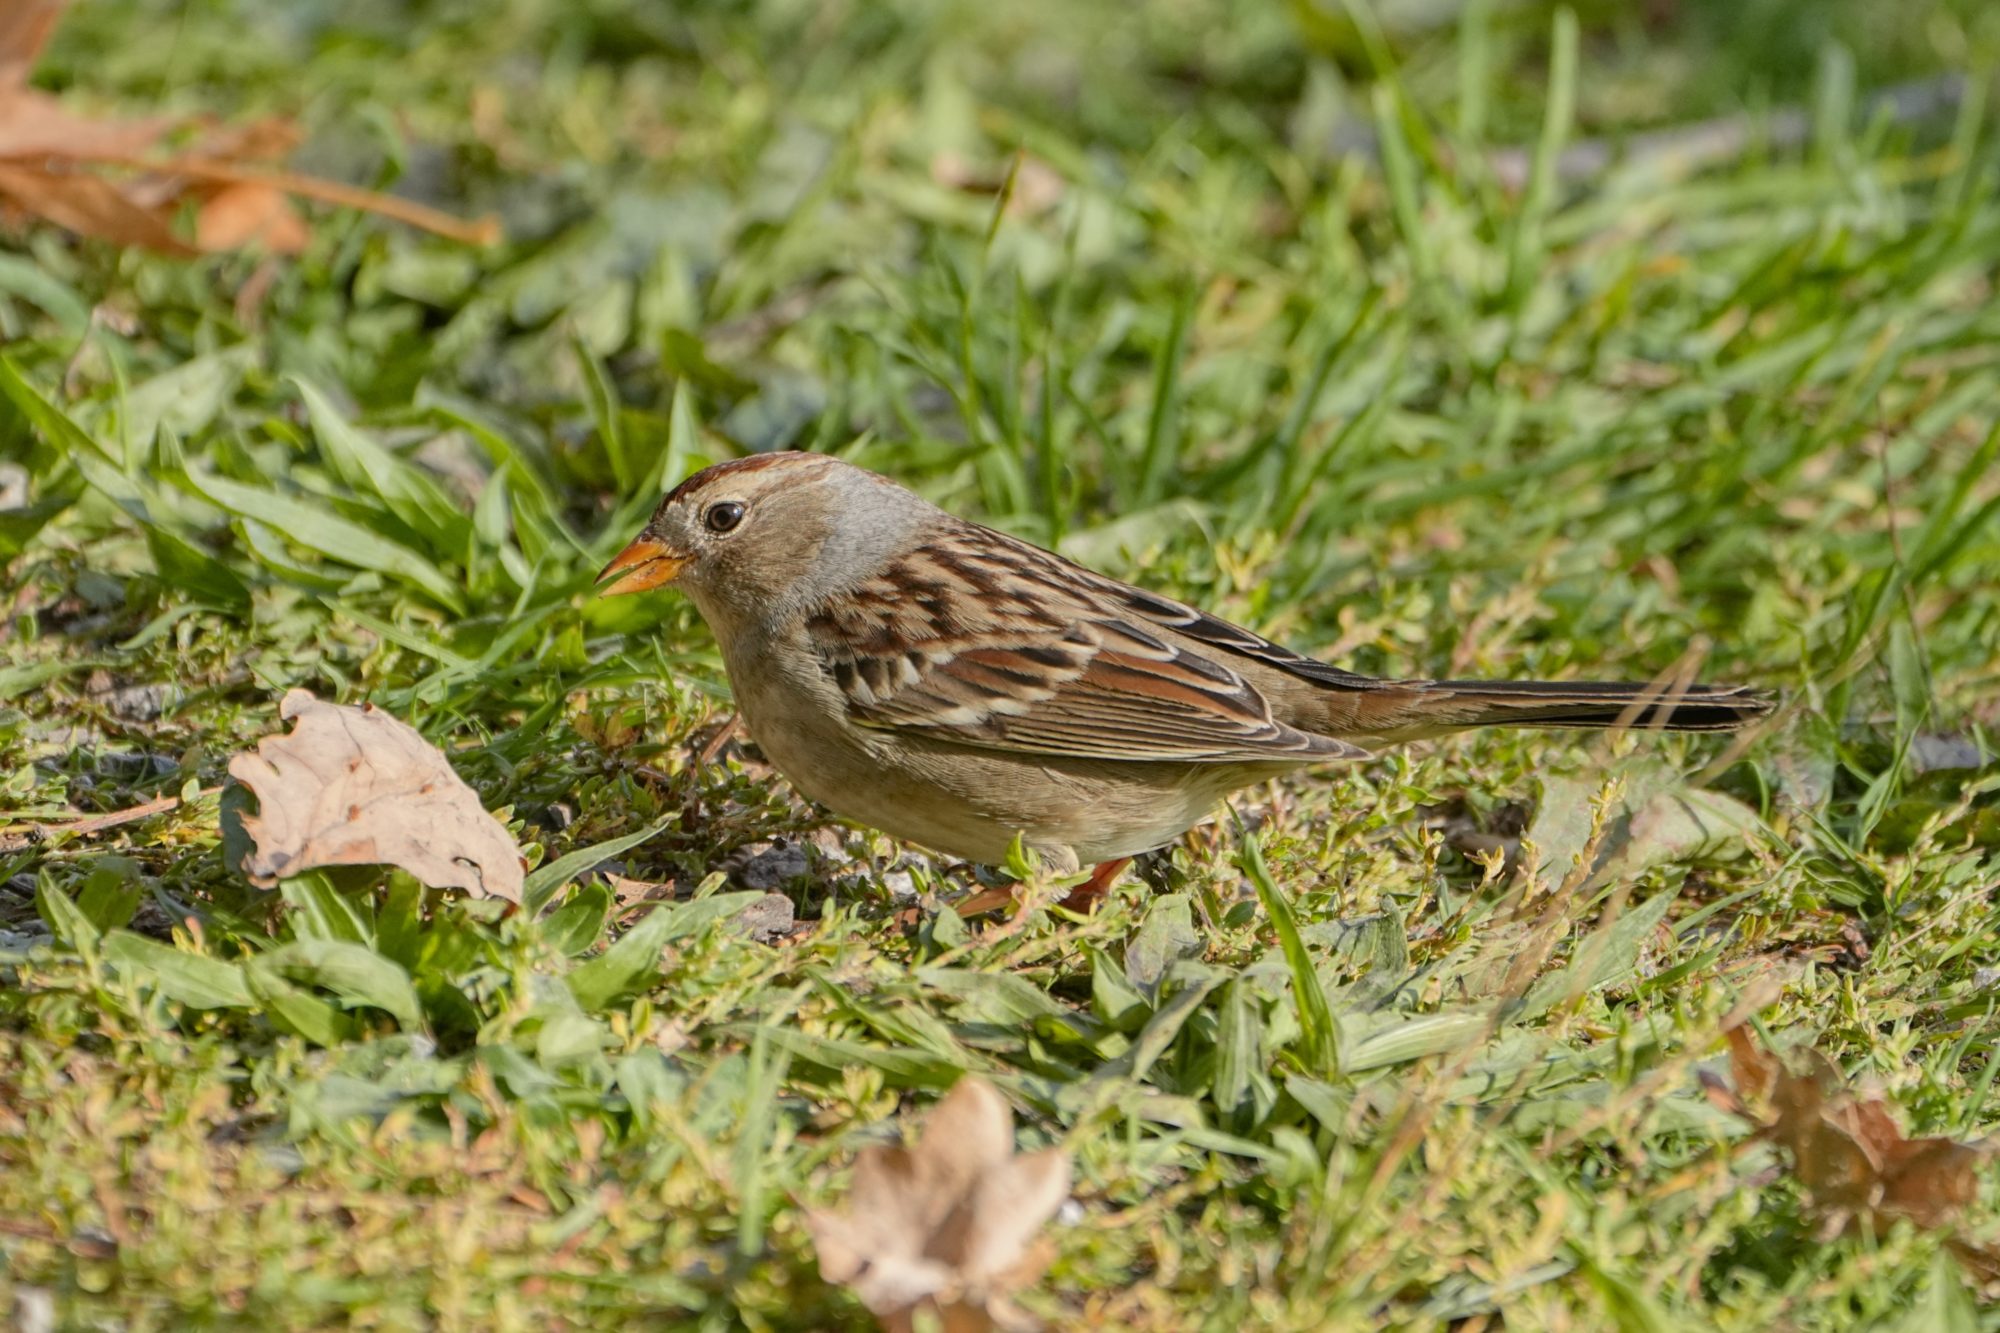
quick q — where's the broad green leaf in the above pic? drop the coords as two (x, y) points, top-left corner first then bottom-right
(104, 932), (254, 1009)
(524, 814), (675, 915)
(144, 524), (253, 609)
(1213, 977), (1267, 1129)
(245, 957), (355, 1046)
(478, 1043), (561, 1099)
(261, 939), (425, 1031)
(1087, 945), (1150, 1031)
(281, 873), (375, 946)
(236, 517), (350, 591)
(179, 466), (464, 610)
(36, 874), (100, 952)
(1344, 1010), (1495, 1073)
(534, 1010), (612, 1070)
(1125, 892), (1203, 1000)
(69, 449), (252, 609)
(1521, 889), (1681, 1018)
(0, 253), (90, 333)
(99, 346), (255, 462)
(295, 378), (472, 556)
(0, 355), (114, 463)
(1532, 770), (1760, 889)
(566, 890), (763, 1012)
(1062, 966), (1228, 1116)
(375, 874), (427, 971)
(0, 660), (106, 702)
(757, 1027), (965, 1088)
(1285, 1074), (1351, 1135)
(1529, 772), (1613, 880)
(616, 1051), (689, 1132)
(542, 882), (614, 956)
(1242, 836), (1340, 1076)
(75, 857), (143, 934)
(1590, 789), (1761, 888)
(917, 967), (1106, 1048)
(0, 491), (77, 558)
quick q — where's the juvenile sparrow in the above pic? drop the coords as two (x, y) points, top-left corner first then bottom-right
(599, 453), (1770, 907)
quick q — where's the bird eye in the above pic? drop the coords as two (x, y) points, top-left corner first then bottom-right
(703, 501), (746, 534)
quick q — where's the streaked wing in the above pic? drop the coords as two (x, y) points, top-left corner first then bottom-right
(1104, 583), (1399, 693)
(805, 526), (1364, 764)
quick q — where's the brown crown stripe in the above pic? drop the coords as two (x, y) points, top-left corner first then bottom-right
(663, 451), (821, 505)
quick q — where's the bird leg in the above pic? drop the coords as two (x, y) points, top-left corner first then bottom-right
(1056, 857), (1131, 914)
(952, 880), (1018, 918)
(953, 856), (1132, 918)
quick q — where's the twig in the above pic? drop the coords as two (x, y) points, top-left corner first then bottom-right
(100, 154), (501, 246)
(0, 786), (219, 851)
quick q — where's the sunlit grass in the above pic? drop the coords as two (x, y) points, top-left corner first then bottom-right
(3, 0), (1998, 1326)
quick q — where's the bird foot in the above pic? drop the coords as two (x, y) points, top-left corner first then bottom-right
(1057, 857), (1132, 913)
(955, 857), (1132, 917)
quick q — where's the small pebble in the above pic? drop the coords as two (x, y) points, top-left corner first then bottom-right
(729, 840), (810, 892)
(735, 892), (797, 943)
(99, 683), (173, 722)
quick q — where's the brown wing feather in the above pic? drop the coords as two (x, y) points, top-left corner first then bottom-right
(805, 526), (1363, 764)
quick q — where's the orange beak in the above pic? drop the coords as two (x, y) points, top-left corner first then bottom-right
(595, 536), (688, 597)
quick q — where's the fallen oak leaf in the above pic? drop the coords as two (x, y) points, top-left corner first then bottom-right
(107, 153), (501, 248)
(0, 2), (497, 254)
(807, 1077), (1072, 1332)
(191, 179), (310, 254)
(226, 689), (523, 902)
(0, 1), (62, 83)
(1716, 1026), (1991, 1238)
(0, 161), (193, 255)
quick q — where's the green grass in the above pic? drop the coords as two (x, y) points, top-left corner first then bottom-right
(4, 0), (2000, 1327)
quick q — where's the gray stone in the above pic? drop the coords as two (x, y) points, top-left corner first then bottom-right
(734, 892), (797, 943)
(730, 840), (809, 892)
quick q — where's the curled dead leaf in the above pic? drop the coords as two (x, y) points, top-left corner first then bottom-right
(226, 689), (523, 902)
(192, 181), (310, 254)
(0, 1), (496, 255)
(929, 151), (1066, 218)
(0, 162), (194, 255)
(0, 1), (65, 88)
(808, 1077), (1072, 1332)
(1718, 1027), (1991, 1238)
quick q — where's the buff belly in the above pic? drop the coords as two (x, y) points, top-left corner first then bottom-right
(737, 685), (1289, 868)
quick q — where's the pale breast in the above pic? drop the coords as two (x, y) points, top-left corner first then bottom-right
(722, 628), (1279, 868)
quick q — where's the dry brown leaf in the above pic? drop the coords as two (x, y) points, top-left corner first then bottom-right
(929, 151), (1066, 218)
(0, 98), (176, 162)
(226, 689), (523, 902)
(1720, 1027), (1990, 1237)
(0, 162), (193, 254)
(193, 181), (309, 254)
(807, 1077), (1072, 1332)
(0, 0), (64, 87)
(0, 1), (496, 254)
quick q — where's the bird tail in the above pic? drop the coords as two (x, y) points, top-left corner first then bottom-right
(1339, 678), (1775, 744)
(1406, 679), (1771, 735)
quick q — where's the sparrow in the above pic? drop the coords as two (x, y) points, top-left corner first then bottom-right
(599, 453), (1771, 909)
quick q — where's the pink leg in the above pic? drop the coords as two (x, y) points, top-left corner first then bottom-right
(954, 856), (1133, 918)
(1056, 857), (1132, 914)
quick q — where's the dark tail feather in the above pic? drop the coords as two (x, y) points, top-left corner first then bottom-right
(1413, 679), (1775, 734)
